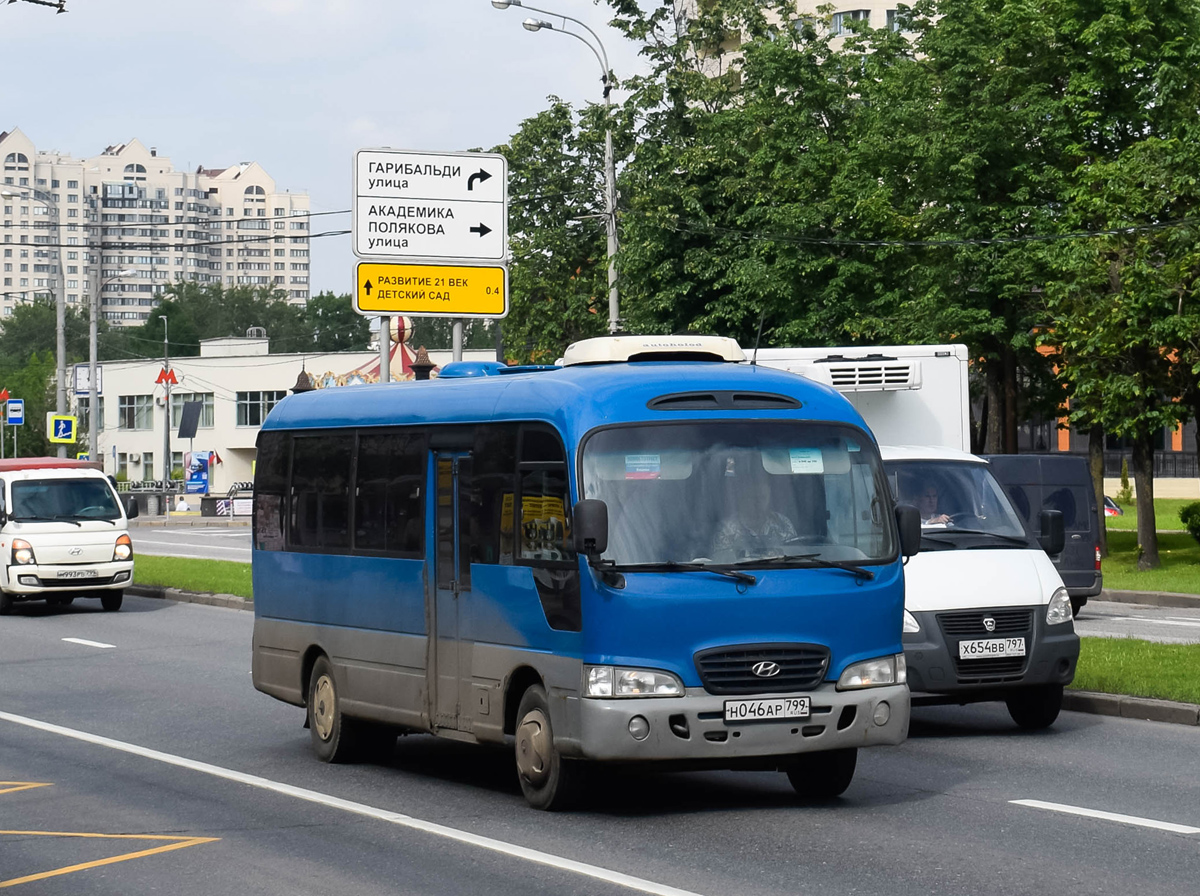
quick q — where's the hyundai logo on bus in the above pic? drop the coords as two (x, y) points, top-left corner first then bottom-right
(752, 661), (782, 678)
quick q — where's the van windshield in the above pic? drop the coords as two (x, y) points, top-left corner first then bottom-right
(581, 422), (895, 567)
(888, 461), (1029, 543)
(11, 478), (122, 523)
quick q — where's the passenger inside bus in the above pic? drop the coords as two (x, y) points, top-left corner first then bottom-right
(710, 456), (797, 562)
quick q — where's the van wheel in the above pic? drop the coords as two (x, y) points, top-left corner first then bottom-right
(101, 591), (123, 612)
(1006, 684), (1063, 730)
(515, 684), (583, 810)
(1070, 596), (1085, 617)
(786, 748), (857, 800)
(0, 592), (12, 616)
(308, 656), (359, 763)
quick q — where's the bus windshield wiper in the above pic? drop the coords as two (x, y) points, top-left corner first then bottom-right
(731, 553), (876, 580)
(607, 561), (757, 586)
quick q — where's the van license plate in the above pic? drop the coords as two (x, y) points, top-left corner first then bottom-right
(57, 570), (98, 579)
(958, 637), (1026, 659)
(724, 697), (810, 722)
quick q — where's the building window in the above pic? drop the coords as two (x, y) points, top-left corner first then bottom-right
(832, 10), (869, 34)
(78, 396), (105, 432)
(170, 392), (215, 429)
(236, 390), (286, 426)
(117, 394), (153, 430)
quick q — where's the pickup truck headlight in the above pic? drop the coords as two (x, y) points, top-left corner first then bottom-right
(1046, 587), (1073, 625)
(11, 539), (36, 565)
(584, 665), (684, 698)
(838, 654), (906, 689)
(113, 534), (133, 562)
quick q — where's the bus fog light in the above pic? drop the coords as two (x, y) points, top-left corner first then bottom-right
(628, 716), (650, 740)
(873, 702), (891, 726)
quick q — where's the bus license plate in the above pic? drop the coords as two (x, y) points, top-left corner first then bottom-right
(958, 637), (1026, 659)
(58, 569), (98, 579)
(724, 697), (810, 722)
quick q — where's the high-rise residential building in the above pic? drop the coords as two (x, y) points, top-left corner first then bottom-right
(0, 128), (310, 325)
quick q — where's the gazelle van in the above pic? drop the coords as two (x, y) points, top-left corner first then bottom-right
(0, 458), (139, 614)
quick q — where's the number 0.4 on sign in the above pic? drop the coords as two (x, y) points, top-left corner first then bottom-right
(355, 262), (508, 319)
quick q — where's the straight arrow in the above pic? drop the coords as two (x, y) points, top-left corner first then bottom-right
(470, 223), (492, 238)
(364, 280), (373, 295)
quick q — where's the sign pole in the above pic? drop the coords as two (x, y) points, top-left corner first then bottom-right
(379, 315), (391, 385)
(452, 321), (463, 364)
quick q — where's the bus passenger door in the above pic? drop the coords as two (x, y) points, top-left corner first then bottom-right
(433, 453), (470, 731)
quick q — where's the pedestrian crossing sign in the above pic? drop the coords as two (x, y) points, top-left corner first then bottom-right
(47, 414), (78, 444)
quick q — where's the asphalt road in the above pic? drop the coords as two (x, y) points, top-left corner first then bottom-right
(131, 526), (251, 562)
(1, 597), (1198, 895)
(1075, 600), (1200, 644)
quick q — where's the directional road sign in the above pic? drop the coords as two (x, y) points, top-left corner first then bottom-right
(353, 149), (507, 263)
(6, 398), (24, 426)
(355, 262), (508, 319)
(48, 414), (77, 444)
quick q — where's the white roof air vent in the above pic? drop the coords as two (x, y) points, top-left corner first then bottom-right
(559, 335), (745, 367)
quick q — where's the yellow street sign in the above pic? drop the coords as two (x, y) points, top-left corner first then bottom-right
(47, 414), (78, 444)
(355, 262), (508, 319)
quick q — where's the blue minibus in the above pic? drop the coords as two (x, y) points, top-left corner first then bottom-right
(251, 335), (918, 809)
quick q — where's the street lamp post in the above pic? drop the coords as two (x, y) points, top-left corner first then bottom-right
(90, 269), (135, 463)
(2, 188), (66, 454)
(491, 0), (621, 333)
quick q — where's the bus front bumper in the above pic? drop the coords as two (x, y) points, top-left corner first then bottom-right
(572, 683), (909, 763)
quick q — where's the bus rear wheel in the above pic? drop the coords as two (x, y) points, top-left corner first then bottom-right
(1006, 684), (1063, 730)
(786, 748), (857, 800)
(308, 656), (359, 763)
(515, 684), (582, 810)
(101, 591), (123, 612)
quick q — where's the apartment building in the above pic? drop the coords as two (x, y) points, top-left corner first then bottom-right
(0, 127), (310, 325)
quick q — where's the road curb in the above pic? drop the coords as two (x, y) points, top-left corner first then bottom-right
(1092, 589), (1200, 609)
(1064, 690), (1200, 726)
(127, 583), (252, 612)
(130, 519), (251, 528)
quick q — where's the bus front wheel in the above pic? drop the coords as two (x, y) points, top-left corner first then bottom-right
(786, 748), (857, 800)
(515, 684), (582, 810)
(308, 656), (358, 763)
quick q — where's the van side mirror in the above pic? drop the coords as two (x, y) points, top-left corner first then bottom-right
(895, 503), (921, 558)
(1038, 509), (1064, 555)
(572, 499), (608, 563)
(0, 494), (6, 528)
(126, 497), (140, 520)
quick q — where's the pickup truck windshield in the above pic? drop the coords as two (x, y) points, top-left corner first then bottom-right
(11, 478), (122, 522)
(887, 460), (1029, 542)
(581, 422), (895, 567)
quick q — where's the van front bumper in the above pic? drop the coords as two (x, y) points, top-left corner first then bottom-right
(3, 562), (133, 595)
(903, 606), (1078, 699)
(571, 683), (909, 763)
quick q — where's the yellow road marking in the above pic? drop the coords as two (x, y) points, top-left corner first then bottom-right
(0, 783), (52, 796)
(0, 832), (219, 888)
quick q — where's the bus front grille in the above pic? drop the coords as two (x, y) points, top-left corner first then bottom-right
(694, 643), (830, 695)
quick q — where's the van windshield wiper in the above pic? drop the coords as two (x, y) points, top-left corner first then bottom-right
(607, 561), (757, 586)
(730, 553), (876, 581)
(12, 514), (82, 527)
(942, 528), (1030, 546)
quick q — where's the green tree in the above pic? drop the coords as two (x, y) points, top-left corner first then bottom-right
(305, 291), (371, 352)
(0, 351), (56, 458)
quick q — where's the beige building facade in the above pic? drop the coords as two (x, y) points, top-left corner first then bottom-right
(0, 128), (310, 326)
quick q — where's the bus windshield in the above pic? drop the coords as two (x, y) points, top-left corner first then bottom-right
(11, 478), (122, 523)
(580, 422), (895, 566)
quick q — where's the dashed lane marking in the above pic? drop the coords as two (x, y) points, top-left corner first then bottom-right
(61, 639), (115, 650)
(1012, 799), (1200, 834)
(0, 783), (51, 796)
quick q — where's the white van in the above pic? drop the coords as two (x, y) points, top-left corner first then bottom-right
(0, 458), (139, 614)
(753, 346), (1080, 729)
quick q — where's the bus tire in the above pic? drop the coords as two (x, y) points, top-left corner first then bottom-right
(515, 684), (582, 810)
(101, 591), (123, 612)
(786, 748), (857, 800)
(0, 592), (12, 616)
(1006, 684), (1063, 730)
(308, 656), (358, 763)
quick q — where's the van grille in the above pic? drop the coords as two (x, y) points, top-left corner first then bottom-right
(938, 609), (1032, 637)
(952, 656), (1028, 683)
(694, 643), (830, 695)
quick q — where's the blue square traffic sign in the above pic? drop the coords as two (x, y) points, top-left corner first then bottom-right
(5, 398), (23, 426)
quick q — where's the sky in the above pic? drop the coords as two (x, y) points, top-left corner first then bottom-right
(0, 0), (648, 298)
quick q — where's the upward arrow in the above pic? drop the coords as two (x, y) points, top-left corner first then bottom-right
(467, 168), (492, 192)
(364, 279), (373, 296)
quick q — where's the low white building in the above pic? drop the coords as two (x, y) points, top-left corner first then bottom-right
(79, 334), (495, 495)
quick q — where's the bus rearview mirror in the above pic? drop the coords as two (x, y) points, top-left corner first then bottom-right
(573, 499), (608, 562)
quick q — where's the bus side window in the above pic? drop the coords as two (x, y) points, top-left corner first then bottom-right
(460, 424), (518, 566)
(517, 426), (574, 564)
(290, 434), (353, 551)
(254, 431), (289, 551)
(355, 430), (426, 557)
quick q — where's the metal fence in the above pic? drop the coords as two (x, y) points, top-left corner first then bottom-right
(1104, 452), (1199, 479)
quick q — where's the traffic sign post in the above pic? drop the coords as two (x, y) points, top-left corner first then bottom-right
(47, 414), (78, 444)
(355, 262), (508, 319)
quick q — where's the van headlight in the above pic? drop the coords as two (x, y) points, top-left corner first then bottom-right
(903, 609), (921, 633)
(11, 539), (36, 565)
(838, 654), (906, 689)
(584, 665), (684, 697)
(113, 534), (133, 562)
(1046, 587), (1073, 625)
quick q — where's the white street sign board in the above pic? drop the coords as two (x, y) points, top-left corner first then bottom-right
(353, 149), (507, 263)
(6, 398), (23, 426)
(73, 363), (102, 396)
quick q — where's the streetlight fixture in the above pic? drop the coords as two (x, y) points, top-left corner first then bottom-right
(492, 0), (622, 333)
(2, 187), (66, 454)
(88, 269), (135, 463)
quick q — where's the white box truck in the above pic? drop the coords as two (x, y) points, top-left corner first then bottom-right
(753, 345), (1079, 729)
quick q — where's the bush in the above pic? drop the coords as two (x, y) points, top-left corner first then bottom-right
(1117, 458), (1133, 505)
(1179, 502), (1200, 546)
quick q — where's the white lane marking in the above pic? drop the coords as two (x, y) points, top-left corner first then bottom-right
(1128, 616), (1200, 629)
(61, 638), (116, 649)
(1013, 799), (1200, 835)
(0, 711), (704, 896)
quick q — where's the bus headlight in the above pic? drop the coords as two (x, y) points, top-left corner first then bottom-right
(837, 654), (906, 689)
(584, 665), (684, 698)
(11, 539), (36, 565)
(1046, 587), (1073, 625)
(903, 609), (921, 633)
(113, 534), (133, 562)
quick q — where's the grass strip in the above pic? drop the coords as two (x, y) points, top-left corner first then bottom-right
(1104, 497), (1198, 532)
(133, 554), (252, 600)
(1102, 531), (1200, 594)
(1071, 636), (1200, 704)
